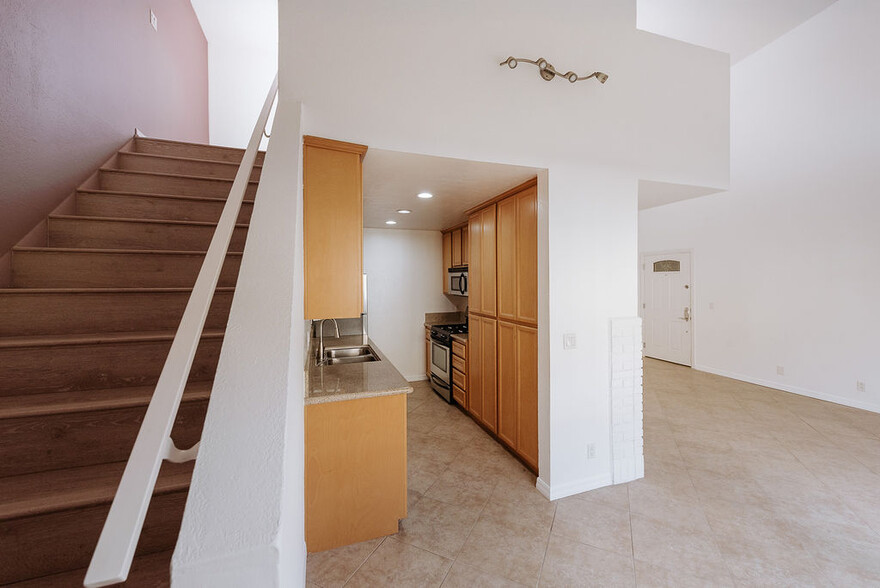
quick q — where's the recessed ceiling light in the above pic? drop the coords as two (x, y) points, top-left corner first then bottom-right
(397, 209), (411, 214)
(417, 192), (433, 199)
(385, 220), (397, 225)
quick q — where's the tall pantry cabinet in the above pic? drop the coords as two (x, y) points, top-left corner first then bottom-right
(467, 178), (538, 471)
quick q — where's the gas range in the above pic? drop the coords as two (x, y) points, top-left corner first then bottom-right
(430, 323), (468, 345)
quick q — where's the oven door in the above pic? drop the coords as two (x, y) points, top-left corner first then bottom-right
(430, 339), (451, 384)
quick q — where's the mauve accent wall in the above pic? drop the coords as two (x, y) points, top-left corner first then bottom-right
(0, 0), (209, 255)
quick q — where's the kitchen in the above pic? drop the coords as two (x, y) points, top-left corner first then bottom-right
(302, 136), (542, 554)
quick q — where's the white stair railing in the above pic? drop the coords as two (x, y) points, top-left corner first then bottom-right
(84, 74), (278, 588)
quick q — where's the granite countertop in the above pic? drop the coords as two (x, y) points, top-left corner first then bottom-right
(451, 333), (468, 343)
(305, 335), (413, 405)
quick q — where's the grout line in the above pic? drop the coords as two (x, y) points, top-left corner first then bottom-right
(627, 485), (637, 586)
(535, 504), (557, 587)
(341, 536), (386, 587)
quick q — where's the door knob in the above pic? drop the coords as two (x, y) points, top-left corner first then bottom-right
(680, 307), (690, 322)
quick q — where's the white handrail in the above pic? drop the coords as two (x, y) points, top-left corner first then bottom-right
(84, 74), (278, 588)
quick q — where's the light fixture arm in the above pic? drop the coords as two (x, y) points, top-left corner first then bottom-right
(500, 56), (608, 85)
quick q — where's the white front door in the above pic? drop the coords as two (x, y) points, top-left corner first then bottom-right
(641, 252), (692, 366)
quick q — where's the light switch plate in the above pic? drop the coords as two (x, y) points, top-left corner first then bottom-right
(563, 332), (577, 350)
(150, 9), (158, 31)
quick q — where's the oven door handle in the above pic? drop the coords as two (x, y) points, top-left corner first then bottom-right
(431, 373), (449, 388)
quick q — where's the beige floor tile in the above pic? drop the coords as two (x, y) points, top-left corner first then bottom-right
(456, 514), (551, 585)
(539, 534), (635, 587)
(716, 538), (829, 587)
(440, 561), (527, 587)
(345, 537), (452, 588)
(568, 482), (631, 511)
(630, 514), (728, 579)
(552, 496), (633, 556)
(634, 559), (735, 587)
(305, 537), (383, 587)
(396, 496), (482, 559)
(424, 467), (498, 508)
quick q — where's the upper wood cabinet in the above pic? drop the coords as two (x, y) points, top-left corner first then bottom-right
(303, 136), (368, 319)
(451, 229), (462, 268)
(468, 205), (496, 316)
(497, 184), (537, 326)
(442, 231), (452, 294)
(461, 226), (469, 266)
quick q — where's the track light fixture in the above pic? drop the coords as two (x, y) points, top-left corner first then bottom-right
(500, 56), (608, 85)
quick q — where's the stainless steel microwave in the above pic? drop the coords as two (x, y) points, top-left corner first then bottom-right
(448, 268), (468, 296)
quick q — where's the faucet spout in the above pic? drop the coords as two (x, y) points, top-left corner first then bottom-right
(317, 318), (340, 364)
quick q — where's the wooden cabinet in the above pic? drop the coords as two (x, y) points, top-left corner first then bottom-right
(451, 229), (462, 267)
(497, 322), (538, 470)
(303, 136), (368, 319)
(305, 394), (407, 552)
(497, 184), (537, 325)
(461, 226), (469, 266)
(451, 337), (468, 408)
(468, 313), (497, 432)
(468, 205), (496, 316)
(442, 231), (452, 294)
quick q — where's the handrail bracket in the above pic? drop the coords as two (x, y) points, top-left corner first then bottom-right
(162, 439), (201, 464)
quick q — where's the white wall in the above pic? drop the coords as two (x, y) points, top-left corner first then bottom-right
(282, 0), (729, 498)
(363, 229), (459, 380)
(190, 0), (278, 148)
(640, 0), (880, 413)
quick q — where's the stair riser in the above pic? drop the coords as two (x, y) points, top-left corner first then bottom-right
(0, 490), (187, 584)
(100, 170), (258, 199)
(0, 291), (233, 337)
(135, 138), (265, 165)
(47, 217), (249, 252)
(12, 251), (242, 288)
(0, 337), (222, 396)
(0, 400), (207, 478)
(117, 152), (261, 182)
(76, 192), (254, 223)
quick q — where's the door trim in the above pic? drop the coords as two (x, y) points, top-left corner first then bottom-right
(639, 249), (694, 367)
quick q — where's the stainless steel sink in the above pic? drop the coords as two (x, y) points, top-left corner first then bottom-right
(318, 345), (380, 365)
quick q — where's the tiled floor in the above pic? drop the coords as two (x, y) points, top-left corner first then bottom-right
(306, 358), (880, 587)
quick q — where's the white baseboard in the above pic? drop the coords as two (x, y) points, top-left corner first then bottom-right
(694, 364), (880, 415)
(536, 472), (613, 501)
(406, 375), (428, 382)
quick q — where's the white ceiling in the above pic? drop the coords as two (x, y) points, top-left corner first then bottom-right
(362, 150), (539, 231)
(189, 0), (277, 47)
(636, 0), (838, 63)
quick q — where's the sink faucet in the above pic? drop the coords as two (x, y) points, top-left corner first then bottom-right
(317, 318), (340, 364)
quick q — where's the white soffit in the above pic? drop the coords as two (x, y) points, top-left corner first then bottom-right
(636, 0), (838, 63)
(638, 179), (724, 210)
(363, 150), (539, 231)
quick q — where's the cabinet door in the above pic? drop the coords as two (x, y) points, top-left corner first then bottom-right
(480, 316), (497, 432)
(497, 320), (517, 448)
(451, 229), (462, 267)
(468, 215), (481, 314)
(496, 195), (517, 322)
(461, 226), (469, 266)
(480, 205), (497, 316)
(516, 186), (538, 325)
(516, 324), (539, 470)
(303, 141), (365, 319)
(442, 231), (452, 294)
(467, 313), (482, 420)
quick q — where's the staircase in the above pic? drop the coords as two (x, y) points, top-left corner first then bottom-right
(0, 137), (263, 586)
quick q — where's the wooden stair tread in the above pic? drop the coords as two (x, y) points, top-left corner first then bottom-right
(100, 167), (260, 185)
(7, 549), (173, 587)
(49, 214), (250, 229)
(0, 329), (225, 349)
(78, 188), (256, 204)
(0, 286), (235, 295)
(118, 150), (263, 169)
(0, 380), (212, 420)
(0, 461), (193, 521)
(136, 136), (265, 155)
(13, 246), (243, 256)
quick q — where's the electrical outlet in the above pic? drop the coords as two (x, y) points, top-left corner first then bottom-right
(776, 366), (785, 376)
(563, 332), (577, 350)
(150, 9), (158, 31)
(857, 381), (866, 393)
(587, 443), (597, 459)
